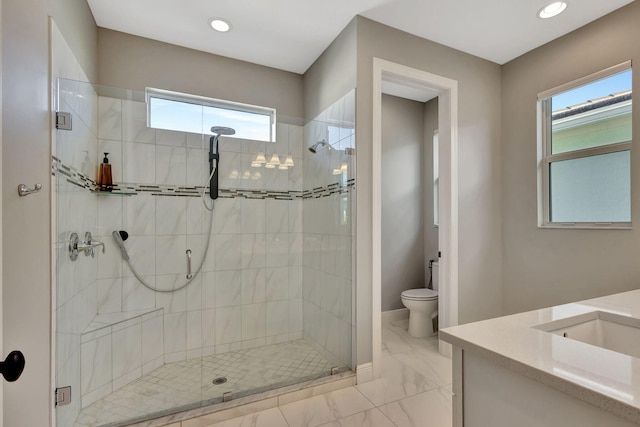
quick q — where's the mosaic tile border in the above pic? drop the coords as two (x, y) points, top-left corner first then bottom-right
(52, 157), (355, 200)
(52, 156), (95, 190)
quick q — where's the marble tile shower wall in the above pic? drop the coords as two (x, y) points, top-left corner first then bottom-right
(302, 90), (356, 370)
(53, 76), (356, 424)
(94, 97), (306, 369)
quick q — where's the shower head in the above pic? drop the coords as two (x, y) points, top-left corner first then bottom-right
(210, 126), (236, 136)
(308, 140), (331, 153)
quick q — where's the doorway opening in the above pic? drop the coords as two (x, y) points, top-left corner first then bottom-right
(372, 58), (459, 379)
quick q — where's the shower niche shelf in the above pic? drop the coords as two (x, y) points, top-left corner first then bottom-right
(91, 189), (136, 196)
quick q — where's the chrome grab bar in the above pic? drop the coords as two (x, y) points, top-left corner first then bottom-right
(186, 249), (193, 279)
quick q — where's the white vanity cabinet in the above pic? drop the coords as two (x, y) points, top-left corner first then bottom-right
(442, 289), (640, 426)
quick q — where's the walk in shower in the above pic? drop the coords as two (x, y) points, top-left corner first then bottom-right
(52, 78), (355, 426)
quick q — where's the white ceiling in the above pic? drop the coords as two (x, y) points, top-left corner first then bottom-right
(382, 80), (440, 103)
(88, 0), (634, 74)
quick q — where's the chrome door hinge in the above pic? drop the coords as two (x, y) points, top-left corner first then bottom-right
(55, 386), (72, 406)
(56, 111), (72, 130)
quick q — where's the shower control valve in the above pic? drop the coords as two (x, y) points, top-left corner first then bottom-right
(84, 232), (105, 258)
(69, 232), (105, 260)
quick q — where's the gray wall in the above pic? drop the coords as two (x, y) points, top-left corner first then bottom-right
(381, 94), (426, 311)
(303, 19), (357, 121)
(501, 1), (640, 314)
(424, 98), (439, 265)
(2, 0), (97, 425)
(355, 16), (503, 365)
(98, 28), (304, 122)
(52, 0), (98, 80)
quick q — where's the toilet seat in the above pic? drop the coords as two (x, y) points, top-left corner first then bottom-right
(401, 288), (438, 301)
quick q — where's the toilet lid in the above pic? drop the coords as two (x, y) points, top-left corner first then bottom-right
(401, 288), (438, 301)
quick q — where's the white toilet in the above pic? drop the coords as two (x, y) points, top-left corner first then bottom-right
(401, 261), (439, 338)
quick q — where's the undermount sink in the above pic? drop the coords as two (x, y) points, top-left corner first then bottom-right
(535, 311), (640, 359)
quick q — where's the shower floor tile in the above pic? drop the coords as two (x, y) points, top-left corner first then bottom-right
(74, 340), (343, 427)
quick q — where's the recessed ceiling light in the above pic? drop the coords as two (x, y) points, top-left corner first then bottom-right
(209, 18), (232, 33)
(538, 2), (568, 19)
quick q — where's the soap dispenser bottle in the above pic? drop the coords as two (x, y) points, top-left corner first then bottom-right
(98, 152), (113, 191)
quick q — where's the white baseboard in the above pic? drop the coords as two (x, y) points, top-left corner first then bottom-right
(439, 340), (452, 359)
(356, 363), (373, 384)
(381, 308), (409, 323)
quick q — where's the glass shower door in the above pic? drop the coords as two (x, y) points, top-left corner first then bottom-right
(53, 78), (355, 427)
(53, 79), (208, 426)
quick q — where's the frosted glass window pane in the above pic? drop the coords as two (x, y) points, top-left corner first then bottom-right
(550, 151), (630, 223)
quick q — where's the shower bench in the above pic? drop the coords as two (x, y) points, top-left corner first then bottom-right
(80, 308), (164, 408)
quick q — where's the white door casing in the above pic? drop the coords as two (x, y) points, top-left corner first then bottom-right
(372, 58), (459, 378)
(0, 0), (4, 420)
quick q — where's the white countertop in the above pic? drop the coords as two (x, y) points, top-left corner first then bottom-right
(440, 289), (640, 424)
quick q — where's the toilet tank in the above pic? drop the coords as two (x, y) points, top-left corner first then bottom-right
(427, 260), (439, 291)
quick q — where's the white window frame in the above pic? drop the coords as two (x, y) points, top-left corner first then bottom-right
(145, 87), (277, 142)
(537, 61), (632, 229)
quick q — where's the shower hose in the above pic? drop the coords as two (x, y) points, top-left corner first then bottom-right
(114, 162), (217, 293)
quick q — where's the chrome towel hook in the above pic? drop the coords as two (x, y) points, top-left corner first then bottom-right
(17, 183), (42, 197)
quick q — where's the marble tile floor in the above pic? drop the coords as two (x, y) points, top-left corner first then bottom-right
(177, 316), (453, 427)
(75, 340), (344, 427)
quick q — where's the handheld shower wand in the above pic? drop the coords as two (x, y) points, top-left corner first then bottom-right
(209, 126), (236, 199)
(112, 230), (129, 261)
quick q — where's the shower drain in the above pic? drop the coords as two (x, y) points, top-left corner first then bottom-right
(212, 377), (228, 385)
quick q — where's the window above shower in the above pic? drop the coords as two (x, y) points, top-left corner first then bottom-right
(146, 88), (277, 142)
